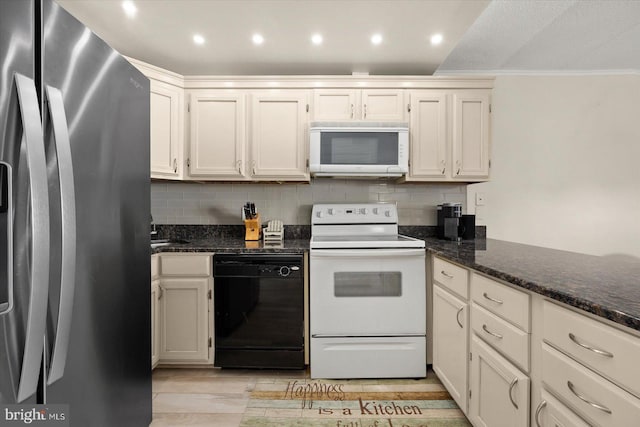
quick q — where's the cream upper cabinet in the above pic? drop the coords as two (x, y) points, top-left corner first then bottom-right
(452, 90), (491, 180)
(150, 79), (184, 179)
(405, 89), (490, 182)
(249, 91), (310, 181)
(188, 91), (247, 179)
(312, 89), (406, 121)
(406, 91), (448, 179)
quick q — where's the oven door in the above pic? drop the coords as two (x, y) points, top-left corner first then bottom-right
(310, 248), (425, 336)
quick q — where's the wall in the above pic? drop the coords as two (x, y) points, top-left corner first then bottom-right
(151, 180), (467, 225)
(467, 75), (640, 257)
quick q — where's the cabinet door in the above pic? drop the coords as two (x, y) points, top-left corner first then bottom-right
(312, 89), (358, 121)
(189, 92), (247, 179)
(535, 390), (590, 427)
(250, 92), (309, 180)
(150, 79), (183, 179)
(151, 279), (160, 369)
(452, 90), (490, 180)
(470, 335), (530, 427)
(433, 285), (469, 414)
(361, 89), (406, 121)
(407, 91), (448, 180)
(159, 277), (210, 363)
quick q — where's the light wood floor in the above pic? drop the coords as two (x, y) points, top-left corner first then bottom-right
(150, 367), (309, 427)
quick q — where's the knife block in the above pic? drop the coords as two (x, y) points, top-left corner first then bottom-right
(244, 214), (261, 241)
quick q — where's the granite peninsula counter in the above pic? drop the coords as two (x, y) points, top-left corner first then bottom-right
(151, 231), (640, 332)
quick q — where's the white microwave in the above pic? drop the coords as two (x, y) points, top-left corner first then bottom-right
(309, 122), (409, 177)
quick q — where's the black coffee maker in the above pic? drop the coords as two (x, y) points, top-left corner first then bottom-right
(437, 203), (475, 241)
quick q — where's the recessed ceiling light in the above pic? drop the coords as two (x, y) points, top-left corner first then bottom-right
(121, 0), (137, 18)
(193, 34), (205, 45)
(371, 34), (383, 45)
(430, 33), (443, 45)
(252, 33), (264, 45)
(311, 34), (323, 45)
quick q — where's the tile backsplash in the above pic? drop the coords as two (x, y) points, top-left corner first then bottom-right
(151, 180), (467, 225)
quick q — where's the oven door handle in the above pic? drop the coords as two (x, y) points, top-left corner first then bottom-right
(311, 249), (425, 258)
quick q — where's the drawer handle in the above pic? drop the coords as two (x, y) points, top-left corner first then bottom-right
(567, 381), (612, 414)
(456, 307), (464, 329)
(534, 400), (546, 427)
(441, 270), (454, 279)
(483, 292), (504, 304)
(568, 333), (614, 358)
(508, 378), (519, 409)
(482, 324), (503, 339)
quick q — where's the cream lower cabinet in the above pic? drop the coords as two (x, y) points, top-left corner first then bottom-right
(469, 335), (530, 427)
(405, 89), (490, 182)
(534, 389), (591, 427)
(433, 284), (469, 414)
(158, 253), (213, 364)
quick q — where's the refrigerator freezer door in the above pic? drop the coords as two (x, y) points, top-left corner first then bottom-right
(41, 0), (151, 425)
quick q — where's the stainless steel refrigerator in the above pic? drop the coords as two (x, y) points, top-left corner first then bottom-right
(0, 0), (152, 425)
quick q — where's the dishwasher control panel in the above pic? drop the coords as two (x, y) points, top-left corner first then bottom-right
(214, 254), (303, 279)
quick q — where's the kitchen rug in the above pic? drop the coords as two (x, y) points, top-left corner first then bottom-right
(239, 371), (471, 427)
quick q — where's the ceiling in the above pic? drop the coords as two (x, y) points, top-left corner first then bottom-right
(56, 0), (640, 77)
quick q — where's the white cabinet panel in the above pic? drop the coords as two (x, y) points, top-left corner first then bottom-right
(150, 79), (183, 179)
(452, 90), (490, 180)
(543, 300), (640, 398)
(471, 273), (531, 332)
(433, 256), (468, 299)
(188, 92), (246, 179)
(542, 343), (640, 427)
(250, 92), (309, 180)
(407, 91), (447, 179)
(535, 390), (591, 427)
(312, 89), (358, 120)
(159, 277), (210, 363)
(469, 335), (530, 427)
(433, 285), (469, 414)
(361, 90), (406, 121)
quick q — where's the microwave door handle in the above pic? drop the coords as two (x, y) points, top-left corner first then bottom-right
(44, 86), (77, 386)
(14, 74), (51, 402)
(0, 162), (13, 316)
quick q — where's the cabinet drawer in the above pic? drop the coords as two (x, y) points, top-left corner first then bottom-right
(151, 254), (160, 279)
(538, 390), (590, 427)
(471, 303), (529, 372)
(433, 257), (469, 299)
(542, 344), (640, 427)
(471, 273), (530, 332)
(543, 300), (640, 398)
(160, 254), (212, 276)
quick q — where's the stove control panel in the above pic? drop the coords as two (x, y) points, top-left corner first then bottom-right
(312, 203), (398, 224)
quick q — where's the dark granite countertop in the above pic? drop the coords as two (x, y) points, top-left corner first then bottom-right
(425, 238), (640, 332)
(151, 238), (309, 254)
(151, 225), (640, 332)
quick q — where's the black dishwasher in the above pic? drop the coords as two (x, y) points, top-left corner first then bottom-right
(213, 254), (305, 369)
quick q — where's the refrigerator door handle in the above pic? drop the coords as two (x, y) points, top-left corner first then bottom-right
(14, 73), (51, 402)
(44, 86), (76, 386)
(0, 162), (13, 315)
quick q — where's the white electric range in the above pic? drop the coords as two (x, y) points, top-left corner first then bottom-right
(309, 203), (426, 379)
